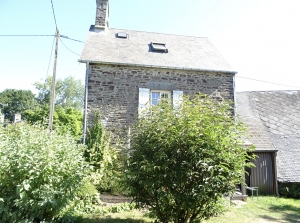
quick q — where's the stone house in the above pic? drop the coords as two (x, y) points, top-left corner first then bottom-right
(236, 91), (300, 195)
(79, 0), (236, 140)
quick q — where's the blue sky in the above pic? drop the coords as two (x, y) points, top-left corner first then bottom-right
(1, 0), (300, 93)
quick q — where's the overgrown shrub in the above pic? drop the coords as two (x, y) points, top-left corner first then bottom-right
(126, 94), (254, 223)
(59, 179), (103, 222)
(0, 123), (89, 222)
(279, 183), (300, 199)
(85, 111), (122, 193)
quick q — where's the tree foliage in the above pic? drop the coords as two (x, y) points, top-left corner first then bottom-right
(84, 111), (121, 192)
(0, 89), (37, 121)
(126, 94), (254, 223)
(23, 105), (83, 139)
(0, 123), (89, 222)
(34, 76), (84, 110)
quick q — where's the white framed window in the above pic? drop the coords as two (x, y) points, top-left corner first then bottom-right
(151, 90), (171, 105)
(138, 88), (183, 117)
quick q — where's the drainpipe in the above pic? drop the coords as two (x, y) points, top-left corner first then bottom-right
(82, 62), (90, 144)
(274, 152), (279, 196)
(233, 74), (237, 118)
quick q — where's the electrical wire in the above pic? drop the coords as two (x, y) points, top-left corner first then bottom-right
(0, 34), (84, 43)
(50, 0), (58, 31)
(60, 35), (85, 43)
(59, 37), (80, 56)
(0, 35), (54, 37)
(1, 36), (299, 89)
(236, 75), (300, 89)
(46, 35), (56, 80)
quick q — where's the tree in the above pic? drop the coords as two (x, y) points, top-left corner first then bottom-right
(0, 89), (37, 121)
(126, 94), (254, 223)
(23, 105), (83, 139)
(34, 76), (84, 110)
(84, 111), (121, 192)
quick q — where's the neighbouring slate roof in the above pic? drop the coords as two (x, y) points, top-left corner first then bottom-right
(270, 134), (300, 183)
(79, 27), (235, 73)
(236, 92), (275, 151)
(236, 91), (300, 183)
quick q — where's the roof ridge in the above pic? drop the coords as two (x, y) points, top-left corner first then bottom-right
(109, 27), (208, 39)
(237, 90), (300, 93)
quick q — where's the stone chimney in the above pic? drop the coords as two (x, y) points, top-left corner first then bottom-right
(95, 0), (109, 32)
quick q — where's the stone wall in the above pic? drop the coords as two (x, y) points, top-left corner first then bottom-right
(87, 64), (234, 138)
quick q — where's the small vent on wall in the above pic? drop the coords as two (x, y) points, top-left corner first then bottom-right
(116, 32), (128, 38)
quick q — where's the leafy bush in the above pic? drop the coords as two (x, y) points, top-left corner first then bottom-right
(0, 123), (89, 222)
(126, 94), (254, 223)
(279, 183), (300, 199)
(59, 179), (103, 222)
(85, 111), (122, 193)
(23, 105), (83, 140)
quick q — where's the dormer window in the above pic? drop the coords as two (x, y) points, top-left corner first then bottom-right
(151, 42), (168, 53)
(116, 32), (128, 38)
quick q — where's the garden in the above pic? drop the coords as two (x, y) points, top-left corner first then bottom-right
(1, 94), (298, 222)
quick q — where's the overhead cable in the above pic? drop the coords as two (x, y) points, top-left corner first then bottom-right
(46, 35), (56, 79)
(59, 37), (80, 56)
(0, 35), (54, 37)
(236, 75), (300, 89)
(60, 35), (85, 43)
(50, 0), (58, 31)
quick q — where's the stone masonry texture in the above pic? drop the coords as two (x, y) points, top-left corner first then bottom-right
(95, 0), (108, 27)
(87, 64), (234, 140)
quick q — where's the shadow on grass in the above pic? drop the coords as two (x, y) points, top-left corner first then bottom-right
(78, 216), (151, 223)
(268, 204), (300, 223)
(258, 203), (300, 223)
(258, 215), (287, 223)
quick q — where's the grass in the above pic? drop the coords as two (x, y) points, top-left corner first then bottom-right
(204, 196), (300, 223)
(72, 196), (300, 223)
(72, 209), (154, 223)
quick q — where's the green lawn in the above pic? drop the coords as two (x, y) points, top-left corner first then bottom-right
(75, 196), (300, 223)
(204, 196), (300, 223)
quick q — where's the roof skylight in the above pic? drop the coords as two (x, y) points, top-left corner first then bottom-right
(116, 32), (128, 38)
(151, 42), (168, 53)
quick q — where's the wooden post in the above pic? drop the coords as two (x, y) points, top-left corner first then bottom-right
(49, 30), (59, 131)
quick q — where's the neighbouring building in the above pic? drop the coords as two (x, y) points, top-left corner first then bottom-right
(236, 91), (300, 195)
(0, 114), (4, 124)
(79, 0), (237, 140)
(13, 114), (21, 123)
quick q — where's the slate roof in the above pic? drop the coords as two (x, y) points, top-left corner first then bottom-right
(79, 27), (235, 73)
(236, 92), (275, 151)
(236, 91), (300, 183)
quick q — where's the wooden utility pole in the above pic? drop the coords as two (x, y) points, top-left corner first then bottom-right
(49, 30), (59, 131)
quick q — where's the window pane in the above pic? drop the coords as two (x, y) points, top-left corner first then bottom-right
(153, 44), (167, 50)
(161, 93), (169, 98)
(152, 92), (160, 105)
(152, 100), (158, 105)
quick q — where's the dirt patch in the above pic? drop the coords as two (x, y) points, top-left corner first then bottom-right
(230, 200), (247, 208)
(100, 194), (133, 204)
